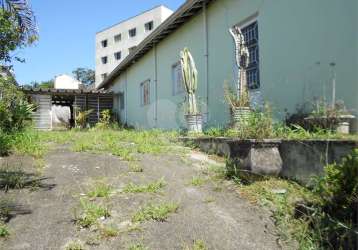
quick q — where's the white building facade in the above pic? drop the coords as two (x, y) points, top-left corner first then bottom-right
(95, 5), (173, 87)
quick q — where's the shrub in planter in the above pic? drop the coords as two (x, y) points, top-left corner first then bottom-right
(180, 48), (202, 133)
(224, 82), (251, 128)
(305, 98), (355, 134)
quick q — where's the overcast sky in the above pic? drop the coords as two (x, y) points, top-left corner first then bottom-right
(12, 0), (184, 85)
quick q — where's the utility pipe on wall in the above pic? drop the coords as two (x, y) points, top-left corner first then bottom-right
(154, 44), (158, 127)
(203, 1), (209, 122)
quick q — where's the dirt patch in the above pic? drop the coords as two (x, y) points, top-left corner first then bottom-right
(0, 146), (285, 250)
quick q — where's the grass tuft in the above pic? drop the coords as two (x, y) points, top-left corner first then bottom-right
(189, 176), (207, 187)
(132, 202), (179, 223)
(0, 222), (9, 237)
(99, 224), (119, 238)
(128, 243), (148, 250)
(183, 240), (207, 250)
(87, 182), (113, 198)
(128, 162), (144, 172)
(123, 178), (166, 194)
(64, 240), (86, 250)
(75, 198), (110, 228)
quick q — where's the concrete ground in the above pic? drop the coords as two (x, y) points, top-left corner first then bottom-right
(0, 144), (284, 250)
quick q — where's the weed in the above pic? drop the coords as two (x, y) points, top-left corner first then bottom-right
(64, 240), (86, 250)
(0, 222), (9, 237)
(123, 178), (166, 194)
(189, 176), (207, 187)
(237, 177), (320, 249)
(203, 197), (215, 203)
(99, 224), (119, 238)
(75, 198), (110, 228)
(128, 243), (148, 250)
(132, 202), (179, 222)
(0, 165), (41, 191)
(128, 162), (143, 172)
(87, 182), (113, 198)
(183, 240), (207, 250)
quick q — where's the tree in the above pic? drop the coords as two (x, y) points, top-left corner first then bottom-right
(27, 79), (54, 89)
(72, 68), (95, 86)
(0, 0), (38, 63)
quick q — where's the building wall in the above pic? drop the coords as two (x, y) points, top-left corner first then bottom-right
(109, 0), (357, 130)
(95, 5), (173, 87)
(54, 75), (81, 89)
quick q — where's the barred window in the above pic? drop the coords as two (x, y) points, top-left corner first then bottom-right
(242, 21), (260, 89)
(140, 80), (150, 106)
(172, 62), (184, 95)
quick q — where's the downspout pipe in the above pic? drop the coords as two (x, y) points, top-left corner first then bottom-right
(125, 70), (128, 124)
(203, 1), (209, 122)
(154, 43), (158, 127)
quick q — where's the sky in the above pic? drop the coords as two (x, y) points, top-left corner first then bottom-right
(12, 0), (184, 85)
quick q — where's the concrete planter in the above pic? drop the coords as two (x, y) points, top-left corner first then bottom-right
(305, 115), (356, 134)
(180, 137), (358, 184)
(232, 107), (251, 127)
(185, 114), (203, 133)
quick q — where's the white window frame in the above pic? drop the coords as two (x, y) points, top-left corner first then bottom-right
(140, 79), (150, 106)
(172, 62), (184, 96)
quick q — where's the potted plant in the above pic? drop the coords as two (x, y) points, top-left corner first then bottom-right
(180, 48), (202, 133)
(227, 26), (251, 129)
(305, 98), (355, 134)
(224, 82), (251, 128)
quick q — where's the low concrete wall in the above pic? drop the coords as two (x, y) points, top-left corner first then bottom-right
(279, 140), (358, 184)
(181, 137), (358, 184)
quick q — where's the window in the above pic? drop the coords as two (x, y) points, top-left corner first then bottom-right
(114, 51), (122, 60)
(114, 34), (121, 42)
(140, 80), (150, 106)
(241, 21), (260, 89)
(119, 92), (125, 110)
(101, 73), (107, 80)
(129, 28), (137, 37)
(172, 62), (184, 95)
(101, 40), (108, 48)
(101, 56), (108, 64)
(145, 21), (154, 31)
(128, 46), (137, 54)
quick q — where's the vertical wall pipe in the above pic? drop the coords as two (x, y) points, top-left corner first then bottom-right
(203, 1), (209, 121)
(154, 44), (158, 127)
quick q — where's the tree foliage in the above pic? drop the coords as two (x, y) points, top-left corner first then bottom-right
(0, 77), (34, 132)
(0, 0), (37, 63)
(72, 68), (95, 86)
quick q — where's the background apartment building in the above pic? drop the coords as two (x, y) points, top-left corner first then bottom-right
(95, 5), (173, 87)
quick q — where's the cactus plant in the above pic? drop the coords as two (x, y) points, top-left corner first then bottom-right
(180, 48), (198, 115)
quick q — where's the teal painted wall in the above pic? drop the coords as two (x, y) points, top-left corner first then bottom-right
(109, 0), (357, 130)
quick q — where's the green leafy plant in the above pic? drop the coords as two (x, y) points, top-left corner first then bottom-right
(75, 109), (93, 129)
(0, 77), (35, 132)
(123, 178), (166, 193)
(132, 202), (179, 222)
(64, 240), (85, 250)
(96, 109), (113, 129)
(0, 222), (9, 237)
(75, 198), (110, 228)
(87, 181), (113, 198)
(223, 81), (250, 109)
(311, 149), (358, 249)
